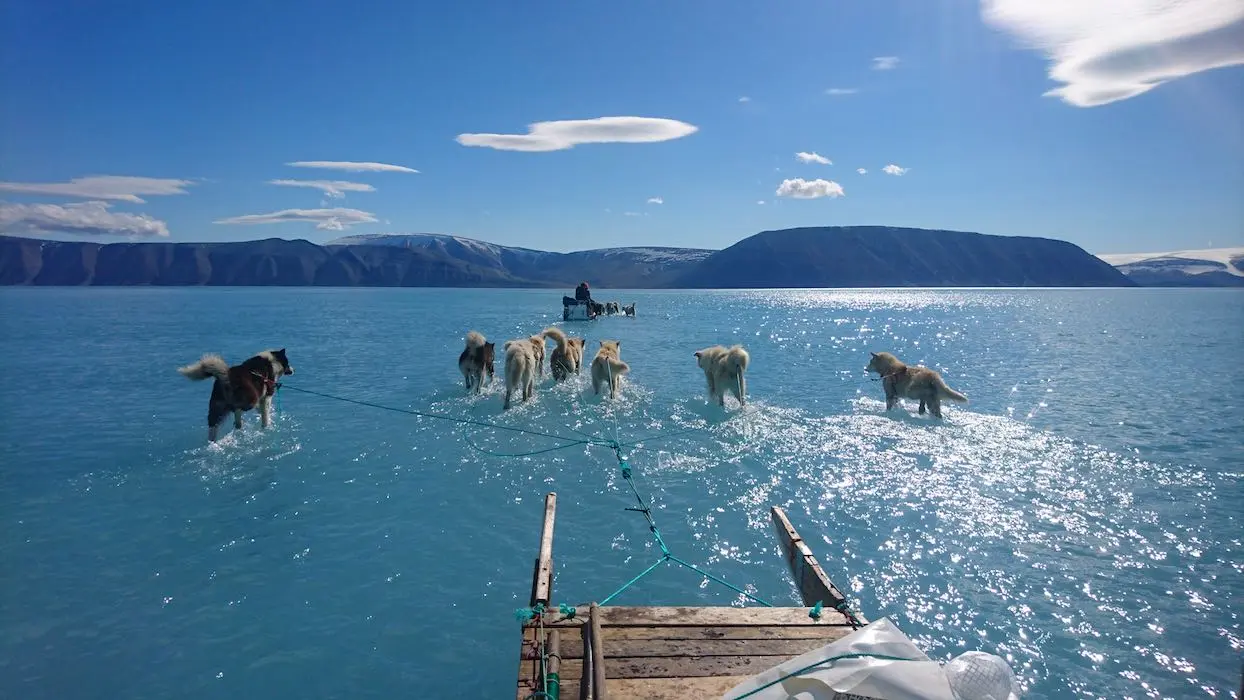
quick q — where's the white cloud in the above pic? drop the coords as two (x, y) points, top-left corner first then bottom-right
(647, 197), (664, 205)
(269, 179), (376, 198)
(215, 207), (378, 231)
(286, 161), (419, 174)
(0, 200), (169, 237)
(623, 211), (646, 217)
(825, 88), (859, 96)
(796, 151), (833, 165)
(776, 178), (845, 199)
(757, 200), (766, 205)
(738, 96), (752, 103)
(981, 0), (1244, 107)
(872, 56), (901, 70)
(455, 116), (698, 152)
(0, 175), (193, 204)
(857, 168), (868, 174)
(882, 164), (909, 175)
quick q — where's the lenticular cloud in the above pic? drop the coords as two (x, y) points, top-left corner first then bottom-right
(981, 0), (1244, 106)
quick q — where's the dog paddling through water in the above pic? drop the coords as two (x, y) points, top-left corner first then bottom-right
(865, 351), (967, 418)
(502, 332), (548, 409)
(694, 345), (750, 407)
(542, 327), (585, 382)
(591, 340), (629, 399)
(458, 331), (496, 394)
(179, 349), (294, 441)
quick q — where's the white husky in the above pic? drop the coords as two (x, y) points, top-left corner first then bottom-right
(694, 344), (749, 407)
(590, 340), (630, 399)
(502, 336), (542, 409)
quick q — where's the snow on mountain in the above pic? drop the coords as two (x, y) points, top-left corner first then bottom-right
(1098, 247), (1244, 276)
(1098, 247), (1244, 286)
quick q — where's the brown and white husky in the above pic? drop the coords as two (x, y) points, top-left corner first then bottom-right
(542, 327), (585, 381)
(865, 351), (967, 418)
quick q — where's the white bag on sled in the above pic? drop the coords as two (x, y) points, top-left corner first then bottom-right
(723, 617), (1020, 700)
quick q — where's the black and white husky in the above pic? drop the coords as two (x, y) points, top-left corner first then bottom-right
(179, 349), (294, 441)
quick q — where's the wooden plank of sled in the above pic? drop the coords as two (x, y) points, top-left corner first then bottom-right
(604, 676), (753, 699)
(530, 492), (557, 609)
(556, 634), (847, 661)
(521, 655), (801, 681)
(770, 506), (867, 624)
(589, 602), (609, 699)
(544, 605), (852, 628)
(599, 624), (846, 641)
(523, 677), (750, 700)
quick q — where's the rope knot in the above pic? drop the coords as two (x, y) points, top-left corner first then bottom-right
(515, 607), (535, 623)
(558, 603), (576, 618)
(809, 601), (823, 620)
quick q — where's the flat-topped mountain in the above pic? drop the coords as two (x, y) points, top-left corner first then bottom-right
(674, 226), (1133, 288)
(0, 226), (1135, 287)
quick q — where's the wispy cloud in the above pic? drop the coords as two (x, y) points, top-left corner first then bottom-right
(456, 116), (698, 152)
(825, 88), (859, 96)
(0, 175), (193, 204)
(981, 0), (1244, 106)
(776, 178), (845, 199)
(286, 161), (419, 174)
(857, 168), (868, 175)
(623, 211), (647, 217)
(872, 56), (901, 70)
(882, 164), (909, 175)
(215, 207), (378, 231)
(738, 96), (752, 103)
(757, 200), (766, 205)
(647, 197), (664, 205)
(0, 200), (170, 237)
(796, 151), (833, 165)
(269, 179), (376, 198)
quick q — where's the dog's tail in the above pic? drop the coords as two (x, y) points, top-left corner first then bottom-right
(464, 330), (486, 349)
(936, 376), (968, 403)
(725, 345), (750, 374)
(179, 354), (229, 381)
(541, 326), (568, 351)
(607, 358), (630, 376)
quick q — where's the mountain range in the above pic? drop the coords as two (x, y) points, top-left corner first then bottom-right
(0, 226), (1138, 288)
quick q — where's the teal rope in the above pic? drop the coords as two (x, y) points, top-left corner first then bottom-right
(667, 555), (774, 607)
(279, 383), (610, 446)
(598, 557), (667, 606)
(598, 442), (774, 608)
(732, 652), (916, 699)
(459, 424), (594, 459)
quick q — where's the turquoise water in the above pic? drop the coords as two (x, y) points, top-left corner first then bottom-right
(1, 287), (1241, 699)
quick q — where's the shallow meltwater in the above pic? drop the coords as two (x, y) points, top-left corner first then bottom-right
(1, 287), (1240, 699)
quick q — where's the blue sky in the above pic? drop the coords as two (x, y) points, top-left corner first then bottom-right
(1, 0), (1242, 254)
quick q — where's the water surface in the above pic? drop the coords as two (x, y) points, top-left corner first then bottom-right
(1, 287), (1240, 699)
